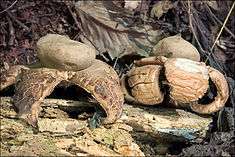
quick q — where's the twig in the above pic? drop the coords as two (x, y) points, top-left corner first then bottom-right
(65, 2), (82, 30)
(113, 49), (126, 69)
(37, 13), (55, 18)
(113, 57), (118, 69)
(0, 0), (17, 14)
(6, 16), (15, 46)
(187, 1), (206, 54)
(11, 2), (36, 13)
(204, 1), (235, 66)
(6, 11), (30, 31)
(65, 2), (103, 56)
(205, 3), (235, 39)
(99, 53), (110, 62)
(0, 35), (7, 47)
(187, 1), (225, 75)
(208, 1), (235, 54)
(0, 27), (7, 47)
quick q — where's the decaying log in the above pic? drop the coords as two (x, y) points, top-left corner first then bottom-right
(0, 96), (212, 156)
(1, 97), (212, 142)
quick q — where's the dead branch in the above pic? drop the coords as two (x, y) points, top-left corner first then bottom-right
(0, 0), (18, 14)
(6, 11), (30, 31)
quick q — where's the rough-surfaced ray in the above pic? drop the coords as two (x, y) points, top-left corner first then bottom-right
(0, 65), (29, 91)
(1, 60), (124, 127)
(70, 60), (124, 124)
(13, 68), (68, 127)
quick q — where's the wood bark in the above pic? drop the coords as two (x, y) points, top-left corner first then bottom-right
(0, 97), (212, 156)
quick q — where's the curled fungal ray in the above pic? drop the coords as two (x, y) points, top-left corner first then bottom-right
(13, 67), (68, 127)
(70, 60), (124, 124)
(0, 34), (124, 128)
(2, 60), (124, 127)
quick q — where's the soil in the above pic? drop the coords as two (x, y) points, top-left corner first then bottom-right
(0, 0), (78, 66)
(180, 131), (234, 156)
(0, 0), (234, 156)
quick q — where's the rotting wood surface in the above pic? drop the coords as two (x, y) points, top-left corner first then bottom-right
(0, 97), (212, 156)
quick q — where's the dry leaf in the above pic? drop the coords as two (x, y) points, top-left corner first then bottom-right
(151, 0), (174, 19)
(205, 1), (219, 11)
(124, 0), (141, 10)
(75, 1), (163, 59)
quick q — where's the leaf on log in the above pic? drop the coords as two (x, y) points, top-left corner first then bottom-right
(75, 1), (163, 59)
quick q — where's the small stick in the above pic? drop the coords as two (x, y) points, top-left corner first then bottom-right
(0, 28), (7, 46)
(6, 16), (15, 46)
(206, 1), (235, 63)
(65, 2), (82, 29)
(65, 2), (102, 55)
(6, 11), (30, 31)
(205, 3), (235, 39)
(186, 1), (225, 75)
(11, 2), (36, 13)
(99, 53), (110, 62)
(113, 57), (118, 69)
(0, 0), (17, 14)
(187, 1), (206, 54)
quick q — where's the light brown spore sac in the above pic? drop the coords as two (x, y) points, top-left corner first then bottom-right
(126, 65), (164, 105)
(0, 34), (124, 127)
(37, 34), (96, 71)
(152, 35), (201, 61)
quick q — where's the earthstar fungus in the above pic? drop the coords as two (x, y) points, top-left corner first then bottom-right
(122, 56), (229, 114)
(0, 34), (124, 128)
